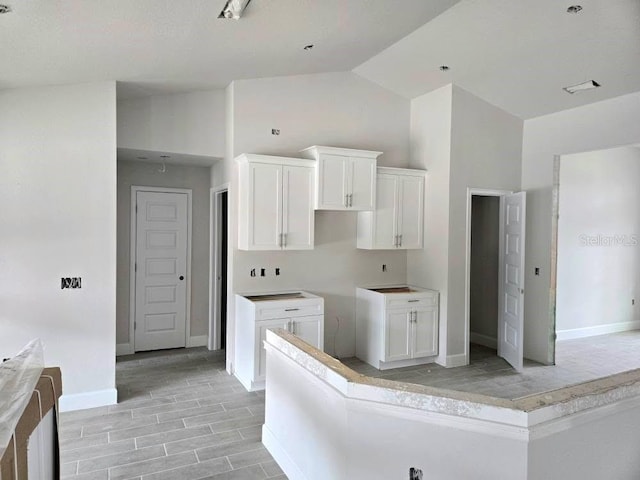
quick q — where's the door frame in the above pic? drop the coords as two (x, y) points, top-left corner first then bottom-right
(209, 183), (229, 350)
(463, 187), (513, 366)
(129, 185), (193, 352)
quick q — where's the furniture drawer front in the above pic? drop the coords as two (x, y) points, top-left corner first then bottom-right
(256, 302), (323, 320)
(386, 295), (437, 309)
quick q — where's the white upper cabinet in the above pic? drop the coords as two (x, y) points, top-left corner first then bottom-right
(300, 146), (381, 211)
(357, 167), (426, 250)
(237, 154), (315, 251)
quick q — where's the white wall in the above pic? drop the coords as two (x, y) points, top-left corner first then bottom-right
(0, 82), (117, 411)
(117, 89), (225, 158)
(408, 85), (523, 365)
(522, 91), (640, 363)
(407, 85), (453, 364)
(556, 146), (640, 338)
(215, 72), (411, 364)
(116, 160), (212, 351)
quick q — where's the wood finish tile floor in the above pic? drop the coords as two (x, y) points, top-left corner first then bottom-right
(59, 331), (640, 479)
(59, 349), (287, 480)
(344, 330), (640, 399)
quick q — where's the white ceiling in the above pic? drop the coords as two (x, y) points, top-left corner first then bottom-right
(355, 0), (640, 119)
(1, 0), (638, 119)
(0, 0), (458, 99)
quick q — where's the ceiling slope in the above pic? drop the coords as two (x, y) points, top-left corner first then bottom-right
(354, 0), (640, 119)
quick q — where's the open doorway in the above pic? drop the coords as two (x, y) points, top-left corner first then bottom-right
(464, 188), (526, 371)
(210, 186), (229, 350)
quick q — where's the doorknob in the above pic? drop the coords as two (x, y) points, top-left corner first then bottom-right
(179, 275), (185, 281)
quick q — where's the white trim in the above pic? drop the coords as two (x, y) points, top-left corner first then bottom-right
(470, 332), (498, 349)
(129, 186), (193, 353)
(209, 184), (230, 351)
(444, 353), (468, 368)
(116, 343), (133, 356)
(59, 388), (118, 412)
(187, 335), (208, 347)
(464, 188), (512, 366)
(556, 321), (640, 341)
(262, 424), (307, 480)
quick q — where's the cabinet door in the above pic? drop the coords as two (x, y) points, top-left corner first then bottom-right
(349, 157), (376, 211)
(317, 154), (348, 209)
(372, 173), (399, 248)
(256, 319), (290, 381)
(385, 309), (411, 362)
(412, 307), (438, 358)
(282, 165), (314, 250)
(397, 175), (424, 250)
(247, 163), (282, 250)
(290, 315), (324, 350)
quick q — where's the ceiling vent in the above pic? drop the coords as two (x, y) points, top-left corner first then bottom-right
(218, 0), (252, 20)
(563, 80), (601, 94)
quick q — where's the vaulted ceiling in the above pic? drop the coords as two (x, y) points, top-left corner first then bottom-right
(1, 0), (639, 119)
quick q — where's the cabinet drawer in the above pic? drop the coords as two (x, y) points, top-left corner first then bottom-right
(256, 302), (323, 320)
(386, 295), (437, 309)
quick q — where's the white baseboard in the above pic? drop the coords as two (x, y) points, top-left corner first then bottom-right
(59, 388), (118, 412)
(470, 332), (498, 349)
(116, 343), (133, 356)
(262, 424), (306, 480)
(556, 321), (640, 341)
(187, 335), (208, 347)
(443, 353), (468, 368)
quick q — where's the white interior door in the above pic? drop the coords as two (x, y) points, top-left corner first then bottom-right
(135, 190), (189, 351)
(498, 192), (526, 371)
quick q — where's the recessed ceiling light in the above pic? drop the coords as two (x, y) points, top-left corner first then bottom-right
(303, 44), (314, 51)
(566, 5), (583, 14)
(439, 65), (450, 72)
(563, 80), (601, 94)
(0, 4), (12, 14)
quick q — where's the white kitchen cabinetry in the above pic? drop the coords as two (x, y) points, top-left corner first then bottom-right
(237, 154), (315, 250)
(235, 291), (324, 391)
(356, 286), (438, 370)
(357, 167), (425, 249)
(300, 146), (381, 211)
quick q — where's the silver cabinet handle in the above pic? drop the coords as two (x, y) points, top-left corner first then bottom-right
(394, 235), (398, 247)
(399, 234), (402, 247)
(284, 233), (287, 247)
(285, 308), (299, 311)
(348, 193), (353, 207)
(345, 194), (349, 207)
(408, 299), (419, 303)
(279, 233), (283, 247)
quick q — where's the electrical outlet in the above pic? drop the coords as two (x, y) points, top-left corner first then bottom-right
(633, 299), (635, 306)
(271, 128), (280, 135)
(260, 268), (266, 277)
(275, 267), (280, 276)
(250, 269), (256, 277)
(535, 267), (540, 276)
(382, 264), (387, 272)
(61, 277), (82, 289)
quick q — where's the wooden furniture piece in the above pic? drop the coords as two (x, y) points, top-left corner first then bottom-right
(236, 154), (315, 251)
(357, 167), (425, 250)
(300, 146), (381, 211)
(356, 285), (438, 370)
(235, 291), (324, 391)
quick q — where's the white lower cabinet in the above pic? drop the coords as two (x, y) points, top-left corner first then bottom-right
(235, 292), (324, 391)
(356, 286), (438, 370)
